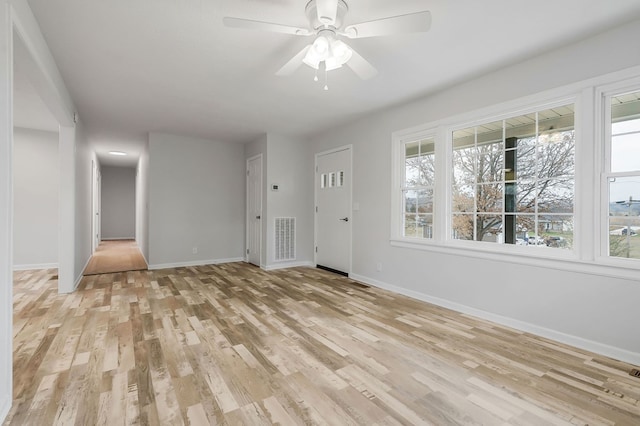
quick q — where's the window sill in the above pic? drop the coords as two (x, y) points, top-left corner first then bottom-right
(390, 238), (640, 282)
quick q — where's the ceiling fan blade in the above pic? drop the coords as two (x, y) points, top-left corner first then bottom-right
(343, 11), (431, 39)
(276, 45), (311, 76)
(223, 17), (312, 36)
(315, 0), (339, 26)
(346, 47), (377, 80)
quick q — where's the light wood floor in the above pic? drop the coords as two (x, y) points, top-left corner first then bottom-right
(83, 240), (147, 275)
(6, 263), (640, 425)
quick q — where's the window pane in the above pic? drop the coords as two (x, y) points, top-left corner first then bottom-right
(452, 214), (474, 240)
(516, 215), (537, 245)
(453, 147), (476, 182)
(477, 143), (504, 183)
(417, 214), (433, 239)
(452, 184), (474, 212)
(537, 130), (575, 179)
(476, 214), (502, 243)
(539, 215), (573, 249)
(516, 136), (536, 181)
(608, 176), (640, 259)
(453, 127), (475, 150)
(417, 189), (434, 214)
(476, 120), (503, 146)
(405, 141), (420, 186)
(611, 91), (640, 172)
(419, 151), (435, 186)
(404, 213), (418, 237)
(476, 183), (503, 213)
(611, 121), (640, 173)
(404, 190), (417, 213)
(537, 178), (574, 213)
(516, 180), (536, 213)
(406, 138), (435, 187)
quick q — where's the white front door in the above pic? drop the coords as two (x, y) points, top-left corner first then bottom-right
(316, 147), (351, 275)
(246, 155), (262, 266)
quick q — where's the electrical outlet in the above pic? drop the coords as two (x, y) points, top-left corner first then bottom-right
(192, 247), (198, 254)
(376, 262), (382, 272)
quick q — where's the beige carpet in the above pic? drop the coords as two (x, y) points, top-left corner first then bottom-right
(83, 239), (147, 275)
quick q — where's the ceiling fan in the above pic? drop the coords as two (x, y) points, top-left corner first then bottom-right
(223, 0), (431, 89)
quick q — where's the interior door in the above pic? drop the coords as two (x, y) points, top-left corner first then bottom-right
(91, 160), (100, 252)
(246, 155), (262, 266)
(316, 147), (351, 275)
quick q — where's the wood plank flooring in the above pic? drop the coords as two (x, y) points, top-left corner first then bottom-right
(83, 240), (147, 275)
(6, 263), (640, 425)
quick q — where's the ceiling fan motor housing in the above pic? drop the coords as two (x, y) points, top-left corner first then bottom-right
(305, 0), (349, 30)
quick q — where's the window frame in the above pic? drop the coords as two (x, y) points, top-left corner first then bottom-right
(391, 127), (440, 243)
(446, 99), (578, 255)
(596, 77), (640, 267)
(391, 66), (640, 280)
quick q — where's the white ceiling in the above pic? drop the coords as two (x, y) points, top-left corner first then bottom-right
(16, 0), (640, 167)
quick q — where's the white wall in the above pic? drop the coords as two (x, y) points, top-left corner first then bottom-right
(136, 140), (149, 261)
(101, 166), (135, 240)
(12, 127), (58, 269)
(309, 19), (640, 364)
(148, 132), (245, 268)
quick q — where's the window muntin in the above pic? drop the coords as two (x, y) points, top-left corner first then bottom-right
(451, 105), (575, 249)
(402, 137), (435, 239)
(606, 91), (640, 260)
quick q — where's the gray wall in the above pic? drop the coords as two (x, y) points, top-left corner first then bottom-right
(265, 133), (313, 268)
(309, 19), (640, 363)
(101, 166), (136, 240)
(148, 132), (245, 267)
(12, 127), (58, 268)
(245, 133), (314, 269)
(73, 119), (93, 284)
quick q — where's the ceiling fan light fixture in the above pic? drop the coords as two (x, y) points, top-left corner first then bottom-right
(302, 50), (321, 69)
(312, 35), (329, 56)
(331, 39), (352, 64)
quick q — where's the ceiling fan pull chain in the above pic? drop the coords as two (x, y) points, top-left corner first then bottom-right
(324, 67), (329, 91)
(314, 69), (319, 82)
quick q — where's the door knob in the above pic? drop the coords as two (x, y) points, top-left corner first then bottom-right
(340, 217), (349, 222)
(256, 215), (261, 219)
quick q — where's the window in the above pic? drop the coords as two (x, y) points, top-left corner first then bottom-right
(402, 137), (435, 239)
(451, 105), (575, 249)
(605, 90), (640, 260)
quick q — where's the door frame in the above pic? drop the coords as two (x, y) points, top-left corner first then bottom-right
(246, 154), (263, 267)
(314, 144), (353, 275)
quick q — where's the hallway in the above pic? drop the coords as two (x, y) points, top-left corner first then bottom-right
(83, 240), (147, 275)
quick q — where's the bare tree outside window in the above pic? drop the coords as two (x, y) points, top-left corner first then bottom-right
(452, 106), (575, 248)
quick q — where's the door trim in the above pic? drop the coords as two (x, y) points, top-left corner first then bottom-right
(246, 154), (263, 267)
(314, 145), (353, 276)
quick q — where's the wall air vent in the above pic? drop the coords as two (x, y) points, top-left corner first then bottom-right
(275, 217), (296, 261)
(630, 368), (640, 378)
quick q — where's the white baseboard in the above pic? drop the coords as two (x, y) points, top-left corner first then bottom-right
(101, 237), (135, 241)
(350, 273), (640, 366)
(264, 261), (314, 271)
(12, 262), (58, 271)
(148, 257), (245, 270)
